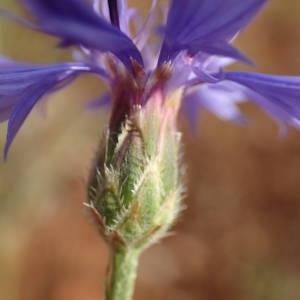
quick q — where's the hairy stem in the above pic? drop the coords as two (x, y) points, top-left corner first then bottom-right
(105, 247), (140, 300)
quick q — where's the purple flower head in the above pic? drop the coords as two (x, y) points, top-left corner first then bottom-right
(0, 0), (300, 158)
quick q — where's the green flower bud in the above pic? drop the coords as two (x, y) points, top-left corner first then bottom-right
(87, 89), (184, 250)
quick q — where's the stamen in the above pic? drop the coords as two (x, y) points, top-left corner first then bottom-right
(108, 0), (120, 29)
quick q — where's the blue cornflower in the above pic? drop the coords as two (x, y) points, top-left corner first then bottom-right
(0, 0), (299, 158)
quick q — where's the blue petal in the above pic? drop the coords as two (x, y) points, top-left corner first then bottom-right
(224, 71), (300, 129)
(85, 92), (111, 110)
(0, 59), (107, 158)
(189, 41), (253, 65)
(184, 82), (247, 129)
(20, 0), (143, 69)
(159, 0), (267, 63)
(4, 81), (55, 159)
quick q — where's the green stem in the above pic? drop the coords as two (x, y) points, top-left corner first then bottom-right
(105, 246), (140, 300)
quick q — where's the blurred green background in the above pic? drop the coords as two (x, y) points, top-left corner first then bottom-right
(1, 1), (300, 299)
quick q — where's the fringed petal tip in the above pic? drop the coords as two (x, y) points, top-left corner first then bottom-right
(224, 71), (300, 131)
(0, 58), (107, 159)
(186, 70), (300, 134)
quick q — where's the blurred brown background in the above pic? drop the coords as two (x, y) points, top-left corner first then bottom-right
(1, 1), (300, 299)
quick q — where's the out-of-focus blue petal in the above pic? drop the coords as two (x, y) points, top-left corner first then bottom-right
(224, 71), (300, 129)
(85, 92), (111, 110)
(133, 0), (157, 50)
(184, 81), (247, 129)
(0, 58), (108, 158)
(20, 0), (143, 69)
(159, 0), (267, 63)
(118, 1), (140, 37)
